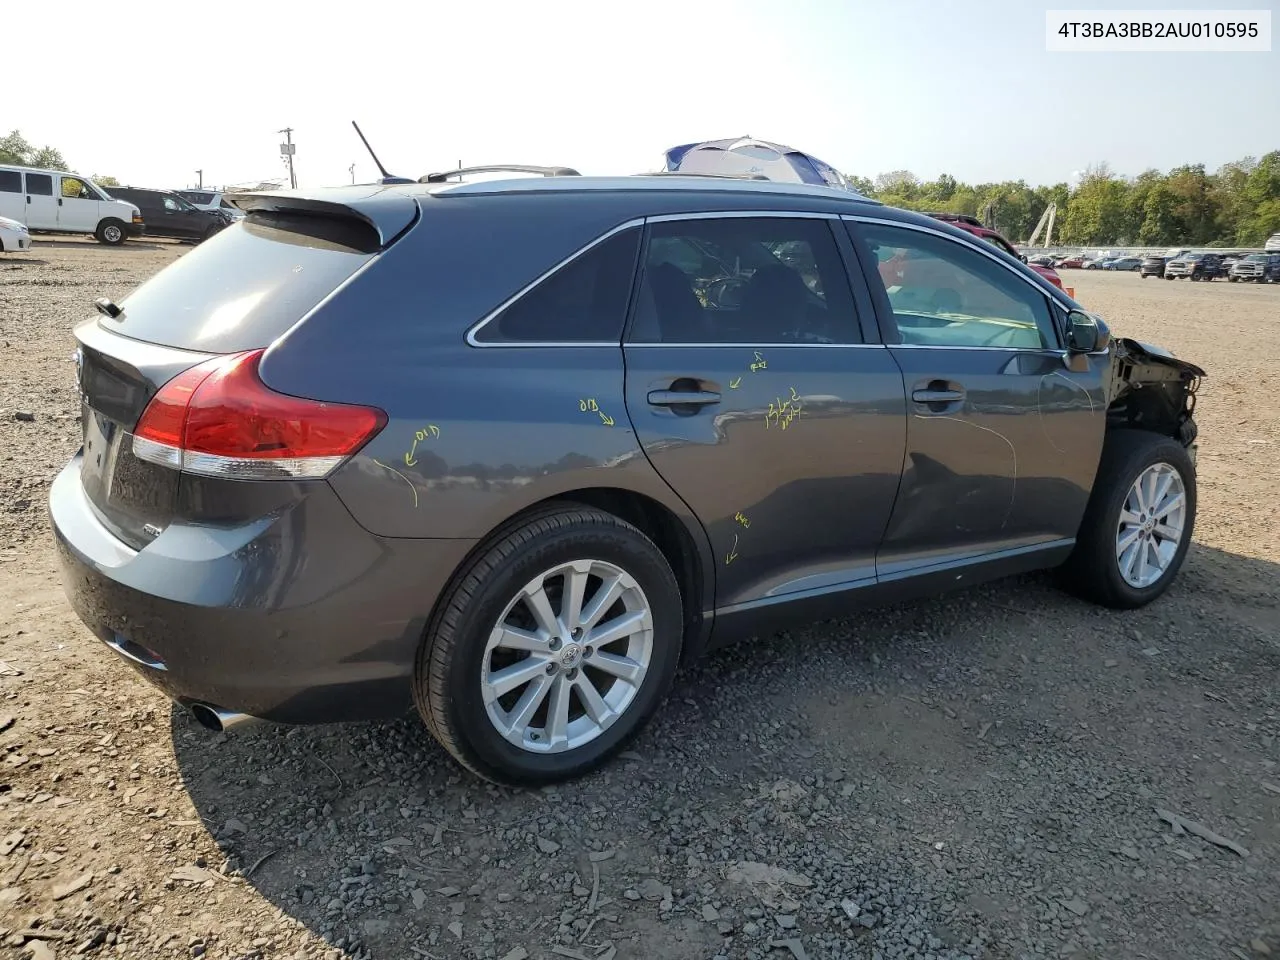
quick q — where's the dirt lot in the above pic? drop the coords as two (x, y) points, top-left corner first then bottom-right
(0, 241), (1277, 960)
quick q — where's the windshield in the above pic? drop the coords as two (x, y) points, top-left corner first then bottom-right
(1244, 254), (1267, 262)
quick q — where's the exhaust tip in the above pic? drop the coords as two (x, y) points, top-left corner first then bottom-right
(190, 703), (225, 732)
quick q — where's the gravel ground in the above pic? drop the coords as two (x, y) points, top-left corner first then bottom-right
(0, 241), (1277, 960)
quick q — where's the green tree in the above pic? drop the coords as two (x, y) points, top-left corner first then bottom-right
(0, 130), (36, 165)
(1062, 166), (1129, 244)
(92, 174), (120, 187)
(0, 131), (68, 170)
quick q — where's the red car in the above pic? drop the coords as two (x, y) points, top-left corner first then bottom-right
(926, 213), (1066, 291)
(1056, 255), (1087, 270)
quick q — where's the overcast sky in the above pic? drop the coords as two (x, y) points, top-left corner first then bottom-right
(8, 0), (1276, 191)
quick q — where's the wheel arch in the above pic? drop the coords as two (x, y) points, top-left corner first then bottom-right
(423, 486), (715, 667)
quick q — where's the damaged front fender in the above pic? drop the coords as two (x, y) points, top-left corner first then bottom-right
(1106, 337), (1205, 447)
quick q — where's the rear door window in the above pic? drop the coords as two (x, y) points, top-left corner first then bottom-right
(0, 171), (21, 193)
(25, 173), (53, 196)
(103, 213), (381, 353)
(629, 217), (861, 344)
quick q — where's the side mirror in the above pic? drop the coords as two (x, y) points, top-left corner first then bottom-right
(1019, 253), (1028, 263)
(1066, 309), (1108, 353)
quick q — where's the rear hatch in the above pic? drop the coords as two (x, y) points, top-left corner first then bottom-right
(73, 194), (417, 549)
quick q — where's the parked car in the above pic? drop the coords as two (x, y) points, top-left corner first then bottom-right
(1027, 254), (1055, 267)
(1105, 257), (1142, 271)
(1139, 255), (1168, 278)
(1057, 254), (1087, 269)
(0, 215), (31, 252)
(175, 189), (245, 221)
(0, 165), (143, 245)
(104, 186), (230, 242)
(1164, 253), (1223, 281)
(1229, 252), (1280, 282)
(1266, 233), (1280, 253)
(925, 213), (1066, 290)
(51, 174), (1205, 785)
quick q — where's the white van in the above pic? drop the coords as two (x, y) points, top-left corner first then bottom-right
(0, 165), (143, 245)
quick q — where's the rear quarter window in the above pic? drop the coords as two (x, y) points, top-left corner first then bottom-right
(103, 213), (378, 353)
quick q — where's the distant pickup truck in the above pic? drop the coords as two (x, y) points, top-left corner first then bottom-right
(1163, 253), (1224, 281)
(1229, 253), (1280, 283)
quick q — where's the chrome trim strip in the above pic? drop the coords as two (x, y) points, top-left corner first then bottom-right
(842, 214), (1075, 313)
(465, 218), (645, 348)
(647, 210), (840, 223)
(889, 343), (1069, 355)
(625, 342), (886, 349)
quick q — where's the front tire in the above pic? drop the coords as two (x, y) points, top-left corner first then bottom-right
(1060, 431), (1196, 609)
(414, 505), (683, 785)
(94, 219), (125, 246)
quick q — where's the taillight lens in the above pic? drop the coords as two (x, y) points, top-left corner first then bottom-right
(132, 350), (386, 480)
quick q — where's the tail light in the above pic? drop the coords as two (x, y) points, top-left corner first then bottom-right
(131, 350), (386, 480)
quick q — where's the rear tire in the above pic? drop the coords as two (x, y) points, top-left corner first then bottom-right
(414, 505), (683, 785)
(94, 219), (125, 246)
(1060, 431), (1196, 609)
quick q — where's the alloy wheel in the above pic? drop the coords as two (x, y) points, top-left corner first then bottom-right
(481, 559), (654, 754)
(1116, 462), (1187, 588)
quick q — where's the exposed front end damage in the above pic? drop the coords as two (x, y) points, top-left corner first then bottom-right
(1107, 338), (1205, 448)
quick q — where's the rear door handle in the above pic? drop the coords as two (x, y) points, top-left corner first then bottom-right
(647, 389), (721, 407)
(911, 388), (965, 403)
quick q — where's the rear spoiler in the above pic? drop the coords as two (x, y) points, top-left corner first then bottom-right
(228, 189), (420, 248)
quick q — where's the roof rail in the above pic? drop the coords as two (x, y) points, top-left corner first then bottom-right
(644, 170), (771, 181)
(419, 164), (581, 184)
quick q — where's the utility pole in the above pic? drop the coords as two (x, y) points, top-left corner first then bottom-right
(349, 163), (356, 184)
(278, 127), (297, 189)
(195, 169), (203, 189)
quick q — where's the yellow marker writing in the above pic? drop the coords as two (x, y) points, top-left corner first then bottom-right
(725, 533), (740, 565)
(579, 398), (599, 412)
(734, 511), (750, 529)
(598, 411), (615, 427)
(729, 376), (742, 390)
(749, 350), (767, 372)
(404, 424), (441, 466)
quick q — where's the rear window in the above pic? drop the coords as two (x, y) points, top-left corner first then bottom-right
(181, 191), (215, 205)
(104, 213), (379, 353)
(0, 171), (21, 193)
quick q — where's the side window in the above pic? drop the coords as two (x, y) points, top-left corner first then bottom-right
(60, 177), (94, 200)
(630, 217), (860, 344)
(0, 171), (23, 193)
(25, 173), (53, 196)
(857, 223), (1057, 350)
(163, 196), (182, 212)
(476, 227), (641, 343)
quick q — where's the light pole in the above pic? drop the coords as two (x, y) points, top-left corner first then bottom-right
(195, 169), (203, 189)
(278, 127), (297, 189)
(349, 163), (356, 184)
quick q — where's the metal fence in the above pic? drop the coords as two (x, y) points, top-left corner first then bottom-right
(1018, 244), (1267, 257)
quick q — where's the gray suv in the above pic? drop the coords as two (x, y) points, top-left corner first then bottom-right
(50, 174), (1205, 784)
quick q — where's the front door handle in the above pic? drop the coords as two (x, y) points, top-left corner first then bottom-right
(911, 388), (965, 403)
(648, 389), (721, 407)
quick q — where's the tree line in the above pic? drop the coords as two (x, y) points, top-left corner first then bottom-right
(844, 152), (1280, 247)
(1, 129), (119, 186)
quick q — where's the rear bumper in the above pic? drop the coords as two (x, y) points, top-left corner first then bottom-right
(49, 453), (476, 725)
